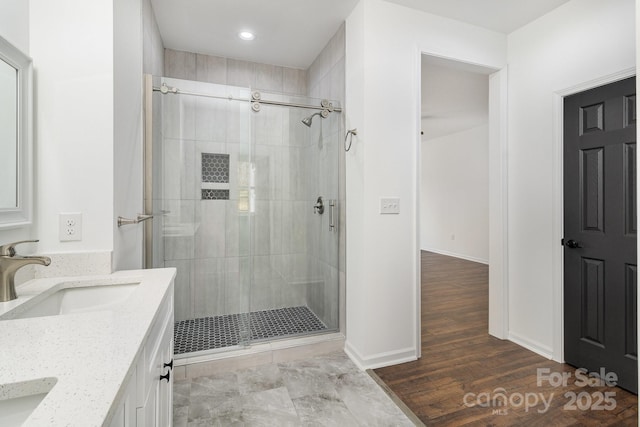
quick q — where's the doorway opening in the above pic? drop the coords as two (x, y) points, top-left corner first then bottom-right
(420, 55), (491, 265)
(419, 55), (496, 355)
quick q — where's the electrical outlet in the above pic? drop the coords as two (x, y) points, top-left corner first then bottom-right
(380, 198), (400, 214)
(59, 213), (82, 242)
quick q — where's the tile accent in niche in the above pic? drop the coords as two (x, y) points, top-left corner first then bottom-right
(201, 153), (230, 183)
(201, 153), (230, 200)
(201, 189), (229, 200)
(173, 306), (327, 354)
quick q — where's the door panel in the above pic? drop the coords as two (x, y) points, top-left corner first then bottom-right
(564, 76), (637, 394)
(624, 142), (636, 235)
(625, 264), (637, 358)
(581, 257), (605, 346)
(580, 147), (604, 232)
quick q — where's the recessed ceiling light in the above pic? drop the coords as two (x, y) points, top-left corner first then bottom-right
(238, 31), (255, 41)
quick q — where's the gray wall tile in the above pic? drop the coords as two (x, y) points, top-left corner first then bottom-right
(253, 63), (284, 92)
(193, 257), (226, 318)
(165, 48), (197, 80)
(196, 54), (227, 84)
(195, 201), (227, 258)
(166, 259), (194, 322)
(283, 68), (307, 96)
(305, 24), (345, 328)
(227, 58), (253, 88)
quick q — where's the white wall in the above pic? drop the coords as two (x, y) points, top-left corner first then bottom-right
(28, 0), (158, 272)
(0, 0), (29, 54)
(30, 0), (114, 255)
(421, 58), (490, 141)
(0, 0), (33, 247)
(507, 0), (635, 357)
(113, 0), (164, 271)
(113, 0), (144, 271)
(421, 125), (489, 263)
(142, 0), (164, 76)
(345, 0), (506, 369)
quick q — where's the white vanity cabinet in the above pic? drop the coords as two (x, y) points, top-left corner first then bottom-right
(109, 283), (174, 427)
(108, 372), (138, 427)
(0, 268), (177, 426)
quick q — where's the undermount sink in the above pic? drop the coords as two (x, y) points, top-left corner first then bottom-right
(7, 283), (139, 320)
(0, 378), (57, 426)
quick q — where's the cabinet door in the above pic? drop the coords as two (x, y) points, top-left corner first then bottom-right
(109, 402), (124, 427)
(109, 369), (137, 427)
(141, 385), (156, 427)
(137, 281), (175, 427)
(123, 376), (137, 427)
(155, 325), (174, 426)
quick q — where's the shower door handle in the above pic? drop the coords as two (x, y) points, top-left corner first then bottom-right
(329, 200), (336, 231)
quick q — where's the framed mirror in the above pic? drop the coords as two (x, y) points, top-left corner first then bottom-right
(0, 35), (32, 228)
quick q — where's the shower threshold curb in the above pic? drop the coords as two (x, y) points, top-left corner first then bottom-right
(173, 332), (345, 380)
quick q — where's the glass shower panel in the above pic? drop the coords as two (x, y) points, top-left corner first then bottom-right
(147, 77), (341, 356)
(249, 92), (340, 341)
(150, 76), (253, 350)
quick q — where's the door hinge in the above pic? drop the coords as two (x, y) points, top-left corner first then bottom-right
(561, 238), (565, 246)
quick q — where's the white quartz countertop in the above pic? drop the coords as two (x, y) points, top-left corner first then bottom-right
(0, 268), (176, 426)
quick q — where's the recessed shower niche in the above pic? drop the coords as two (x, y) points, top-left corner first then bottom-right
(145, 75), (342, 357)
(201, 153), (230, 200)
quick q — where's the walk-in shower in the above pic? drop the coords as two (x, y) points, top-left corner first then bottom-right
(144, 75), (342, 358)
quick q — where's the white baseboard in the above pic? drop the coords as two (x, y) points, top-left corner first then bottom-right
(508, 331), (554, 360)
(420, 247), (489, 265)
(344, 340), (418, 370)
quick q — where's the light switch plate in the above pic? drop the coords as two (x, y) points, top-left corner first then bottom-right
(380, 198), (400, 214)
(59, 213), (82, 241)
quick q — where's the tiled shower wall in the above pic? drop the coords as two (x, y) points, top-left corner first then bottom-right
(162, 50), (309, 322)
(164, 49), (307, 95)
(306, 24), (346, 331)
(160, 24), (345, 330)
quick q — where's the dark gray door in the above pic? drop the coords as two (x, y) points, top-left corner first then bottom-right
(564, 76), (637, 393)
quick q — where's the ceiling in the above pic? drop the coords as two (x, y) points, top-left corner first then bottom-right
(151, 1), (572, 141)
(150, 0), (359, 69)
(151, 0), (571, 70)
(384, 0), (571, 34)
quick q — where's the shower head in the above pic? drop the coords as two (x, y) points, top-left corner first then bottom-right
(301, 112), (321, 127)
(301, 110), (329, 127)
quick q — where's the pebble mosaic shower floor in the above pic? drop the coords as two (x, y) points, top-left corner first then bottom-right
(174, 306), (327, 355)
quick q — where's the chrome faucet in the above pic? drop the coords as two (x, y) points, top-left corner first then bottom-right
(0, 240), (51, 302)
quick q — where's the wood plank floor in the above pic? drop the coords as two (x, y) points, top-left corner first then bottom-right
(374, 251), (638, 426)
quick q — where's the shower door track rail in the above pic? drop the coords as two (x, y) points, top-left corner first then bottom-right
(152, 85), (343, 113)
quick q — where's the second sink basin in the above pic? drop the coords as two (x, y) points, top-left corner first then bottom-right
(8, 283), (139, 319)
(0, 378), (57, 426)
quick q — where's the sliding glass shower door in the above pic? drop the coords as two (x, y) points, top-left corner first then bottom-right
(145, 75), (340, 357)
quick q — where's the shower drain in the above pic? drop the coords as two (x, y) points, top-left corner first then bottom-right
(173, 306), (327, 355)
